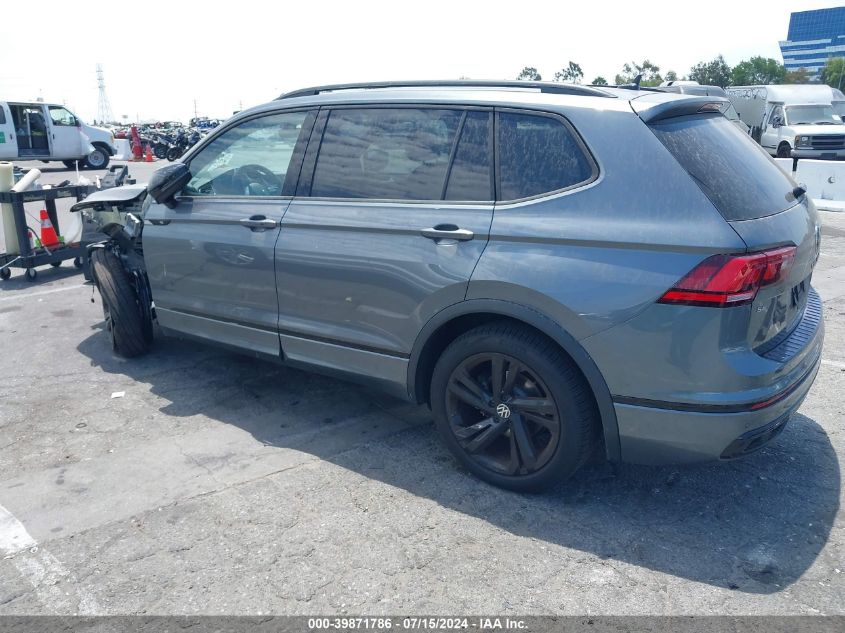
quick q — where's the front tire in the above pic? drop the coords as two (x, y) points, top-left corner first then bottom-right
(776, 143), (792, 159)
(90, 249), (151, 357)
(84, 146), (110, 170)
(430, 323), (599, 491)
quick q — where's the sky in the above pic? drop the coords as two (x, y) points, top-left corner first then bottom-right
(0, 0), (840, 124)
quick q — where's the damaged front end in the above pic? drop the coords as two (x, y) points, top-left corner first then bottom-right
(71, 184), (155, 340)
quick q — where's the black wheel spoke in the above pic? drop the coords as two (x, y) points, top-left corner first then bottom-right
(464, 419), (508, 454)
(449, 369), (493, 414)
(510, 396), (556, 416)
(491, 355), (504, 401)
(453, 417), (495, 440)
(521, 411), (558, 432)
(502, 360), (522, 398)
(511, 416), (537, 471)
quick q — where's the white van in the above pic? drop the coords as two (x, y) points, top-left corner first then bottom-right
(0, 101), (115, 169)
(726, 84), (845, 159)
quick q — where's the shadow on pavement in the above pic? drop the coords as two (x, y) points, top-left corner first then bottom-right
(77, 328), (840, 595)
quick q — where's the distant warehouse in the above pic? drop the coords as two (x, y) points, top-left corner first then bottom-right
(779, 6), (845, 81)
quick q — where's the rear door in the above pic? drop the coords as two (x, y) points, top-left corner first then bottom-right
(143, 109), (316, 357)
(0, 103), (18, 158)
(275, 106), (494, 384)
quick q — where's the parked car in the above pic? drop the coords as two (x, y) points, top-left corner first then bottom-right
(726, 84), (845, 159)
(0, 100), (115, 168)
(72, 80), (824, 491)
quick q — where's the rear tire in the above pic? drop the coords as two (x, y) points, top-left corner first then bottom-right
(0, 267), (10, 281)
(90, 249), (151, 357)
(165, 147), (182, 162)
(430, 322), (599, 492)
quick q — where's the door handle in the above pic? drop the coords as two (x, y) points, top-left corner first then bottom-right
(421, 224), (474, 242)
(239, 215), (278, 230)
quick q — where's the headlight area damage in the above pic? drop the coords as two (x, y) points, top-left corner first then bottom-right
(71, 185), (154, 356)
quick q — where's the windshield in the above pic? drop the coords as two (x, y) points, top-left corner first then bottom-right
(784, 105), (842, 126)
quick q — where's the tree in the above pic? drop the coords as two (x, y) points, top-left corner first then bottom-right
(553, 61), (584, 83)
(614, 60), (662, 87)
(783, 67), (811, 84)
(821, 57), (845, 90)
(665, 70), (678, 82)
(730, 56), (786, 85)
(591, 76), (608, 85)
(516, 67), (542, 81)
(688, 55), (732, 87)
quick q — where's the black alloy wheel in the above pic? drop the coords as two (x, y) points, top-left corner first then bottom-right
(445, 352), (560, 476)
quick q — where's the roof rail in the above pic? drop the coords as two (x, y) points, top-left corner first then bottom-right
(277, 80), (615, 100)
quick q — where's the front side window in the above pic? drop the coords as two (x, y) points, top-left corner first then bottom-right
(310, 108), (463, 200)
(497, 112), (595, 201)
(186, 111), (311, 197)
(49, 107), (77, 126)
(768, 106), (784, 126)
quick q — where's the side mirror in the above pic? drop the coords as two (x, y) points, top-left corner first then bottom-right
(148, 163), (191, 208)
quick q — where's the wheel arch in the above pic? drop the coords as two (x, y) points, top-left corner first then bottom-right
(92, 140), (114, 156)
(408, 299), (621, 461)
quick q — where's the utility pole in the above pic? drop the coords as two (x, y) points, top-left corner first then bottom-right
(96, 64), (114, 124)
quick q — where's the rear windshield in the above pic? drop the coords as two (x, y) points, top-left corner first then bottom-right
(650, 114), (797, 221)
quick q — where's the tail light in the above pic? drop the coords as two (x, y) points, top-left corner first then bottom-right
(658, 246), (796, 307)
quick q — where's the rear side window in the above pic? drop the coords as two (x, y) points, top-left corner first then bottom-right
(650, 114), (797, 221)
(445, 111), (492, 201)
(497, 111), (595, 201)
(311, 108), (462, 200)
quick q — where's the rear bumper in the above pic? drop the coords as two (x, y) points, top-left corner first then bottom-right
(614, 345), (822, 465)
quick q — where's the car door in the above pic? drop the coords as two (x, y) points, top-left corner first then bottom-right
(142, 109), (316, 358)
(761, 104), (784, 153)
(47, 106), (84, 158)
(0, 103), (18, 159)
(275, 106), (494, 392)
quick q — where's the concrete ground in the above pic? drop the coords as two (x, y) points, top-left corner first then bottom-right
(0, 159), (843, 615)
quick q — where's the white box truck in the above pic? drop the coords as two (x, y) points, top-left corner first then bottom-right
(0, 101), (115, 169)
(725, 84), (845, 159)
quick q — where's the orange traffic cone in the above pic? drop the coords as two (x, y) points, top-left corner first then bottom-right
(39, 210), (60, 247)
(145, 144), (154, 162)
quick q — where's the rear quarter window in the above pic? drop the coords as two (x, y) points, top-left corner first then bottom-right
(650, 114), (797, 221)
(497, 111), (596, 201)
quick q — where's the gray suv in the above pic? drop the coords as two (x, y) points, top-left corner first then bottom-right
(74, 80), (824, 491)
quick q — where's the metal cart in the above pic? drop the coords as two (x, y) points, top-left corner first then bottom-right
(0, 185), (90, 282)
(0, 165), (134, 282)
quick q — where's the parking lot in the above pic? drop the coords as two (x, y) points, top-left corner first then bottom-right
(0, 159), (844, 615)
